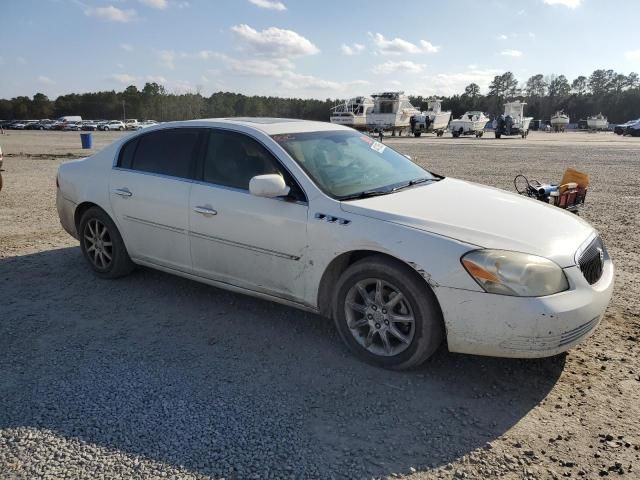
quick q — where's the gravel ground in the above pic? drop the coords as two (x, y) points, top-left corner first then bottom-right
(0, 130), (639, 479)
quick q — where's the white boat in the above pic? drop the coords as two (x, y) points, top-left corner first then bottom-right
(329, 96), (374, 130)
(587, 113), (608, 131)
(449, 111), (489, 138)
(495, 101), (533, 139)
(410, 98), (452, 137)
(366, 91), (420, 135)
(550, 111), (570, 131)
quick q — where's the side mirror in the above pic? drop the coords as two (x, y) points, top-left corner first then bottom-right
(249, 174), (291, 198)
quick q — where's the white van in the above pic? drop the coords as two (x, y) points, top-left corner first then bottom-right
(58, 116), (82, 122)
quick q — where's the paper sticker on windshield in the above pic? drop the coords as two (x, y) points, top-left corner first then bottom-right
(370, 141), (386, 154)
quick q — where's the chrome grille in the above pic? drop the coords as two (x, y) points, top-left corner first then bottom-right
(578, 236), (605, 285)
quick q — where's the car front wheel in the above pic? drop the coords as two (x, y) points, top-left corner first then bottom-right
(79, 207), (134, 279)
(333, 256), (443, 370)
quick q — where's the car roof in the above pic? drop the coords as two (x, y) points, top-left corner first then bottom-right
(170, 117), (352, 135)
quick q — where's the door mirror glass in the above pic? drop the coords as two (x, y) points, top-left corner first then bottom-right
(249, 174), (290, 198)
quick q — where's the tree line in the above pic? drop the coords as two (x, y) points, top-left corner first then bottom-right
(410, 69), (640, 123)
(1, 69), (639, 124)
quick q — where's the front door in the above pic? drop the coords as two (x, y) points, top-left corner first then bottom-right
(189, 129), (309, 303)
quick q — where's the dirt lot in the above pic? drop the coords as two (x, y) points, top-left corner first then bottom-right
(0, 130), (639, 480)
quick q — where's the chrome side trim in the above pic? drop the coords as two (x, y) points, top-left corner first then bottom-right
(124, 215), (185, 234)
(188, 230), (300, 261)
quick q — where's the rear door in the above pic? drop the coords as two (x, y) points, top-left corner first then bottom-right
(189, 129), (309, 302)
(109, 127), (203, 273)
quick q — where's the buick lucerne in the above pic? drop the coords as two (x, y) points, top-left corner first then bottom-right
(56, 118), (614, 369)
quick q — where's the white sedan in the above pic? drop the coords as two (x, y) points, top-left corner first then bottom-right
(56, 118), (614, 369)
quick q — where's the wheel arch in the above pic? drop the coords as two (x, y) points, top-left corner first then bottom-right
(316, 249), (441, 319)
(74, 201), (113, 235)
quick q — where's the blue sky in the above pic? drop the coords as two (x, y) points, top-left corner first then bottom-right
(2, 0), (639, 99)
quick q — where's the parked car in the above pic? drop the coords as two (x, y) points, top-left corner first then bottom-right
(50, 121), (66, 131)
(11, 121), (30, 130)
(125, 119), (139, 130)
(63, 121), (82, 131)
(99, 120), (125, 131)
(56, 119), (614, 369)
(614, 118), (640, 135)
(134, 120), (158, 130)
(81, 120), (99, 131)
(625, 119), (640, 137)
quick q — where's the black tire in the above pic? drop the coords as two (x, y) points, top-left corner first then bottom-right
(79, 207), (134, 279)
(452, 131), (459, 138)
(104, 127), (110, 131)
(119, 127), (124, 131)
(414, 132), (421, 137)
(333, 256), (444, 370)
(495, 132), (501, 139)
(0, 172), (3, 192)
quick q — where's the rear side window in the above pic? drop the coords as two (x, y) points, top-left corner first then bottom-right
(124, 128), (201, 179)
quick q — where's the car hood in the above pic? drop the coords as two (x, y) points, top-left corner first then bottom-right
(340, 178), (594, 267)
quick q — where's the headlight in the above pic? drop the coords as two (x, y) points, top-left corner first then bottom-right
(461, 250), (568, 297)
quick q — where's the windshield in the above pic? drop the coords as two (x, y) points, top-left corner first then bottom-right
(272, 130), (437, 199)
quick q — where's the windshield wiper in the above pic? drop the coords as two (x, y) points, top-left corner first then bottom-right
(339, 189), (395, 201)
(340, 177), (438, 201)
(389, 177), (437, 192)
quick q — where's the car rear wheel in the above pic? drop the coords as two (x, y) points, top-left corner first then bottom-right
(333, 256), (443, 370)
(79, 207), (134, 279)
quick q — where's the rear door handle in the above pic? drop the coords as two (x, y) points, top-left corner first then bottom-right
(113, 188), (132, 197)
(193, 206), (217, 216)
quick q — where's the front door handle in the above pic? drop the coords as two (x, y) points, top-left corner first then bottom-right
(193, 206), (218, 216)
(113, 188), (132, 197)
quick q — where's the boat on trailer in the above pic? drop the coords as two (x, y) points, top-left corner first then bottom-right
(366, 91), (420, 136)
(587, 113), (608, 131)
(494, 101), (533, 139)
(550, 111), (570, 132)
(449, 111), (489, 138)
(329, 96), (374, 131)
(410, 98), (452, 137)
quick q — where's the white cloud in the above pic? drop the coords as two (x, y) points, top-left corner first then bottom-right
(111, 73), (138, 84)
(624, 49), (640, 61)
(38, 75), (55, 85)
(139, 0), (168, 9)
(501, 49), (523, 57)
(543, 0), (581, 7)
(372, 60), (426, 75)
(200, 75), (209, 83)
(176, 1), (190, 8)
(341, 43), (365, 56)
(528, 32), (536, 39)
(158, 50), (176, 69)
(419, 40), (440, 53)
(85, 5), (137, 22)
(497, 34), (508, 40)
(248, 0), (286, 11)
(413, 68), (503, 96)
(226, 57), (294, 78)
(17, 56), (26, 65)
(146, 75), (167, 83)
(279, 73), (341, 91)
(0, 56), (4, 66)
(120, 43), (133, 52)
(370, 33), (440, 55)
(117, 63), (125, 69)
(231, 24), (319, 56)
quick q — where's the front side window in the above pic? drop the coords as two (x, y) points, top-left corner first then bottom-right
(126, 128), (201, 179)
(272, 130), (437, 199)
(202, 130), (305, 201)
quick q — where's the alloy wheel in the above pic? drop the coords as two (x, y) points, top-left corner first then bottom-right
(83, 218), (113, 269)
(344, 278), (415, 357)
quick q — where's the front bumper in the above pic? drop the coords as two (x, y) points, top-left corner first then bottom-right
(436, 258), (614, 358)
